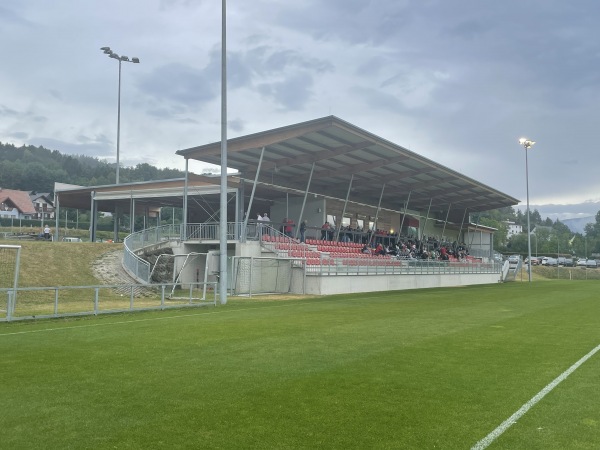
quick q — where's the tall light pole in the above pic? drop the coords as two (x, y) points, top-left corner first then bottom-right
(519, 137), (536, 282)
(100, 47), (140, 185)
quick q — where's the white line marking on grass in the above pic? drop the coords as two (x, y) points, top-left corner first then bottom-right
(0, 294), (388, 337)
(471, 343), (600, 450)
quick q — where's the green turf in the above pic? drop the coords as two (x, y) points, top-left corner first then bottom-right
(1, 282), (599, 449)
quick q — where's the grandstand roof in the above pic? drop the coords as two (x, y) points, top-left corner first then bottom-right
(177, 116), (518, 221)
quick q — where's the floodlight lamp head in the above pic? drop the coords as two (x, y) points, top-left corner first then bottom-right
(109, 53), (120, 59)
(131, 57), (140, 63)
(519, 137), (535, 149)
(120, 56), (130, 61)
(100, 46), (111, 51)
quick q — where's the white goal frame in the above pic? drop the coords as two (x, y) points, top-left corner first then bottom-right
(231, 256), (294, 296)
(0, 245), (21, 321)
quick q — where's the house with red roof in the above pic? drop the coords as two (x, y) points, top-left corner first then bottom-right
(0, 189), (37, 219)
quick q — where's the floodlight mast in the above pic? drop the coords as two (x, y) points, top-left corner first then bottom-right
(519, 137), (536, 282)
(100, 47), (140, 185)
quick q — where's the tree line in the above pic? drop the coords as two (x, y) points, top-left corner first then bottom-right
(0, 142), (185, 193)
(477, 207), (600, 259)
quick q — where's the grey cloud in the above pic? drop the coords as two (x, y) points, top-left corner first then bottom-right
(0, 5), (32, 27)
(348, 86), (406, 113)
(264, 50), (333, 74)
(356, 57), (386, 78)
(175, 117), (199, 125)
(158, 0), (204, 11)
(138, 42), (331, 115)
(8, 131), (29, 140)
(257, 72), (314, 110)
(229, 118), (245, 133)
(0, 105), (19, 117)
(272, 0), (412, 45)
(29, 135), (113, 158)
(138, 62), (218, 106)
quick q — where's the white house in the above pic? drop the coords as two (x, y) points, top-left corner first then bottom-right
(505, 221), (523, 237)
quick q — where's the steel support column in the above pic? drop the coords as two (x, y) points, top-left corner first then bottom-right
(295, 162), (315, 239)
(242, 146), (265, 241)
(335, 174), (354, 242)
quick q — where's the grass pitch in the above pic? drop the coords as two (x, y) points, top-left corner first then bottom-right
(1, 282), (599, 449)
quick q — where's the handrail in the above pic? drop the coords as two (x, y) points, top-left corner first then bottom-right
(122, 222), (500, 283)
(122, 224), (182, 283)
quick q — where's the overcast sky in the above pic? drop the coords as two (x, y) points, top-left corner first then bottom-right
(2, 0), (600, 220)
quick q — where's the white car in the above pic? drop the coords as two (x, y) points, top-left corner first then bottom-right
(545, 257), (558, 267)
(586, 259), (598, 268)
(577, 258), (588, 267)
(508, 255), (520, 267)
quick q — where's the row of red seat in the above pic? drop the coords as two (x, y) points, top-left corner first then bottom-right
(262, 235), (294, 243)
(275, 243), (305, 250)
(305, 239), (363, 247)
(287, 250), (321, 258)
(316, 245), (361, 254)
(304, 258), (403, 267)
(306, 258), (336, 265)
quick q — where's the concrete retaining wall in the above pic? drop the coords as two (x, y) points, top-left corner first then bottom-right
(302, 272), (501, 295)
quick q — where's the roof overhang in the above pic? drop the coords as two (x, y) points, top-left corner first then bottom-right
(177, 116), (519, 222)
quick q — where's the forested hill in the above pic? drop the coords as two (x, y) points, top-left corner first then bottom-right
(0, 142), (185, 193)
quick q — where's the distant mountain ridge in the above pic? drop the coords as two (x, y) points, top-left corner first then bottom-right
(561, 216), (595, 234)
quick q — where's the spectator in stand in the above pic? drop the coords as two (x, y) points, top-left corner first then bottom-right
(284, 218), (294, 238)
(375, 243), (385, 256)
(299, 220), (307, 243)
(387, 244), (398, 256)
(440, 246), (449, 261)
(255, 213), (263, 237)
(321, 222), (331, 240)
(361, 244), (371, 254)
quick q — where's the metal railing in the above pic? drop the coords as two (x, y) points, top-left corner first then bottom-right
(184, 222), (241, 241)
(123, 224), (182, 283)
(0, 281), (217, 322)
(121, 222), (502, 285)
(295, 255), (500, 276)
(261, 238), (501, 276)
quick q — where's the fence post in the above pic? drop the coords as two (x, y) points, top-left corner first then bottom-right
(161, 285), (165, 310)
(54, 288), (59, 317)
(94, 288), (99, 315)
(7, 291), (13, 321)
(130, 286), (134, 310)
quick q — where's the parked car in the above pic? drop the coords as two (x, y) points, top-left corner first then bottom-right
(557, 257), (567, 266)
(530, 256), (543, 265)
(586, 259), (598, 268)
(577, 258), (588, 267)
(563, 258), (574, 267)
(508, 255), (520, 267)
(62, 236), (82, 242)
(541, 257), (549, 266)
(545, 257), (558, 267)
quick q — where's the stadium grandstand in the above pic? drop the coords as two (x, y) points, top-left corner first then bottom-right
(55, 116), (519, 295)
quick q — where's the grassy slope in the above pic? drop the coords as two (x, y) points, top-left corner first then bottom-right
(0, 240), (118, 287)
(1, 282), (599, 448)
